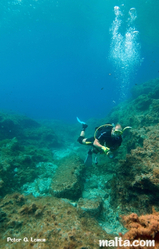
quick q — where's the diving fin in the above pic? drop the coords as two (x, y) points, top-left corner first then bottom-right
(76, 117), (86, 125)
(84, 152), (92, 167)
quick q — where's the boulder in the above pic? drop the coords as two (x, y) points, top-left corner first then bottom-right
(51, 155), (85, 200)
(77, 197), (103, 217)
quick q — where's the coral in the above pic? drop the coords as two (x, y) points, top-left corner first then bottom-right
(119, 209), (159, 248)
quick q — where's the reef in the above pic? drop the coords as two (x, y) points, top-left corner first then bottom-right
(105, 78), (159, 215)
(0, 112), (61, 148)
(0, 193), (114, 249)
(0, 112), (63, 197)
(0, 136), (54, 197)
(111, 123), (159, 212)
(1, 77), (159, 247)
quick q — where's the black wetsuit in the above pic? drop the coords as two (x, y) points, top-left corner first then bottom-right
(85, 125), (122, 151)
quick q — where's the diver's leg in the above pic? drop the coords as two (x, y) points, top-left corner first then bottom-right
(77, 124), (88, 144)
(92, 147), (99, 165)
(79, 124), (88, 137)
(84, 145), (98, 166)
(84, 147), (93, 167)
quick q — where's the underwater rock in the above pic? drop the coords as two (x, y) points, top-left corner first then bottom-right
(133, 94), (152, 111)
(0, 111), (61, 149)
(0, 137), (55, 197)
(0, 179), (4, 189)
(77, 197), (103, 217)
(0, 112), (39, 140)
(24, 126), (61, 148)
(51, 155), (85, 200)
(131, 77), (159, 99)
(22, 177), (53, 197)
(110, 123), (159, 214)
(0, 208), (7, 222)
(149, 87), (159, 99)
(104, 77), (159, 131)
(0, 193), (114, 248)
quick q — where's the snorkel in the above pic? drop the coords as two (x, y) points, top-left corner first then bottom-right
(113, 126), (132, 136)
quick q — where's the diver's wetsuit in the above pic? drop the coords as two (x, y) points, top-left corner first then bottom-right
(78, 124), (122, 152)
(95, 125), (122, 151)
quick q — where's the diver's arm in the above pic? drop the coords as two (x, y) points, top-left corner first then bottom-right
(93, 138), (103, 149)
(93, 138), (110, 153)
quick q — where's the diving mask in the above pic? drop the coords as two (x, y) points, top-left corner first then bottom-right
(113, 129), (123, 136)
(113, 126), (132, 136)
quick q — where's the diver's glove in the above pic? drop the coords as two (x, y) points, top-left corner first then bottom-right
(101, 146), (110, 154)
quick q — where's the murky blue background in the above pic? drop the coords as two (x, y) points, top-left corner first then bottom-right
(0, 0), (158, 122)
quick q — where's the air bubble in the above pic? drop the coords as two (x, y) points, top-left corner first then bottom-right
(109, 6), (142, 100)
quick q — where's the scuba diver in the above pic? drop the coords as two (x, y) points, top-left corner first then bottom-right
(77, 117), (131, 166)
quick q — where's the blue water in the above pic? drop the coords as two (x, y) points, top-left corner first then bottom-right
(0, 0), (159, 122)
